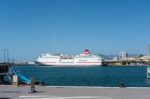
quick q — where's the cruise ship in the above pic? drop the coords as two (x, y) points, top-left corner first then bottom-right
(35, 50), (104, 66)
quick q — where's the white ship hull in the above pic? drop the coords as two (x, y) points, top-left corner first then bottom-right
(35, 62), (102, 66)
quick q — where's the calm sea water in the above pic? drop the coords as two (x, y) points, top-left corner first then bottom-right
(15, 66), (150, 87)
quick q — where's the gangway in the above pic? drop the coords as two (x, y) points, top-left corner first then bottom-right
(8, 65), (31, 84)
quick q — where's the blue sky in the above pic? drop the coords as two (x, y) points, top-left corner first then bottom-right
(0, 0), (150, 61)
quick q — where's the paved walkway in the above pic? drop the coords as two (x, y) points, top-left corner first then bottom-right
(0, 85), (150, 99)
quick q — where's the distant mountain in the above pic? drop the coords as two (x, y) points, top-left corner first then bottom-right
(98, 54), (117, 60)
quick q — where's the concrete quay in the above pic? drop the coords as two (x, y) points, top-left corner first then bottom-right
(0, 85), (150, 99)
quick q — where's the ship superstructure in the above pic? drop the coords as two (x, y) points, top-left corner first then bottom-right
(35, 50), (104, 66)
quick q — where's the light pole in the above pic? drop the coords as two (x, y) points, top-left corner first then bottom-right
(3, 49), (9, 63)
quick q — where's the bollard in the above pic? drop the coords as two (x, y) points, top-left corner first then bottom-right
(29, 77), (36, 93)
(120, 82), (125, 88)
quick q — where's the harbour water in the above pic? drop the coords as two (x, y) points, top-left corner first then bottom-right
(15, 66), (150, 87)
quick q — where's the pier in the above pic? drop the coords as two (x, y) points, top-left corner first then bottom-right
(0, 85), (150, 99)
(104, 60), (150, 66)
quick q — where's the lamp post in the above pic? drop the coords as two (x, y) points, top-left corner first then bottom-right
(4, 49), (9, 63)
